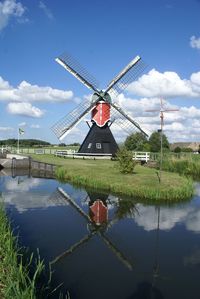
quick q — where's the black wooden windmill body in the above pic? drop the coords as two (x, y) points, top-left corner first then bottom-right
(52, 52), (148, 155)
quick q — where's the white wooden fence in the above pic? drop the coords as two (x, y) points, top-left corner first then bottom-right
(54, 150), (112, 159)
(132, 152), (150, 162)
(55, 150), (150, 162)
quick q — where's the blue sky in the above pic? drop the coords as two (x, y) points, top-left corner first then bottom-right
(0, 0), (200, 144)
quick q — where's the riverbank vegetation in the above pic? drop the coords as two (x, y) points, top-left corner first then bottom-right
(161, 155), (200, 179)
(29, 154), (193, 201)
(0, 205), (46, 298)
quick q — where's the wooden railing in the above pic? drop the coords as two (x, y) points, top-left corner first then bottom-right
(55, 150), (150, 161)
(54, 150), (112, 159)
(132, 152), (150, 162)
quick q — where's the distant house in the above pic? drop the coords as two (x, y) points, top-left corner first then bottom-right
(170, 142), (200, 152)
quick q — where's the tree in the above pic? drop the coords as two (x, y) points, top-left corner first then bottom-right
(68, 142), (80, 146)
(125, 132), (148, 151)
(181, 147), (193, 152)
(149, 131), (169, 152)
(174, 146), (181, 153)
(0, 139), (51, 147)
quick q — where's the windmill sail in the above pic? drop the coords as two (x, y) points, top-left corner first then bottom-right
(53, 51), (148, 151)
(111, 103), (148, 137)
(56, 52), (100, 92)
(105, 56), (147, 98)
(51, 99), (96, 140)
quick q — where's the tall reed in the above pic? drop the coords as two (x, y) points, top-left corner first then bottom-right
(162, 156), (200, 178)
(0, 205), (46, 299)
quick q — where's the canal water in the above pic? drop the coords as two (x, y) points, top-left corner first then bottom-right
(0, 171), (200, 299)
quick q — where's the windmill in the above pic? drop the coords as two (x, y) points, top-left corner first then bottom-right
(146, 98), (179, 182)
(52, 52), (148, 156)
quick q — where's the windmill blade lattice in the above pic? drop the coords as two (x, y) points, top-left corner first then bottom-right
(111, 104), (148, 137)
(52, 51), (148, 154)
(56, 52), (100, 92)
(51, 99), (96, 140)
(106, 57), (147, 99)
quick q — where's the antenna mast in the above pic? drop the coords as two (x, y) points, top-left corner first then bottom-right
(146, 98), (179, 183)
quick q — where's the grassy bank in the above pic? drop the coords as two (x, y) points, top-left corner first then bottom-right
(29, 154), (194, 201)
(0, 205), (45, 299)
(162, 156), (200, 179)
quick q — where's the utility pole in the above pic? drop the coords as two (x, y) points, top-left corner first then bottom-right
(146, 98), (179, 183)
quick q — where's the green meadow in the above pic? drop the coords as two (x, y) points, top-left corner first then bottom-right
(29, 154), (194, 202)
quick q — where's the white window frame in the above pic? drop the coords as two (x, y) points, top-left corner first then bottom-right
(96, 143), (101, 149)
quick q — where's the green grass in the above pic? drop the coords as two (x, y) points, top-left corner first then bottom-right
(162, 156), (200, 179)
(0, 205), (46, 299)
(29, 154), (194, 202)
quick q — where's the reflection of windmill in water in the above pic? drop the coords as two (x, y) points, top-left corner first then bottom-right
(52, 52), (148, 155)
(50, 187), (134, 270)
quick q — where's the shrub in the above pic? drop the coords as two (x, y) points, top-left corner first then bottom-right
(181, 147), (193, 152)
(174, 146), (181, 153)
(116, 147), (137, 174)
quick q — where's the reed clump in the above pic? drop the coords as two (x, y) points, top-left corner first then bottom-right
(162, 156), (200, 178)
(55, 166), (66, 183)
(0, 205), (46, 299)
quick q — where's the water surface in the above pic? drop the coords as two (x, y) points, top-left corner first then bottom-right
(0, 171), (200, 299)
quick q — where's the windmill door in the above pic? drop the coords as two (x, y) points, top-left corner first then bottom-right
(102, 142), (110, 153)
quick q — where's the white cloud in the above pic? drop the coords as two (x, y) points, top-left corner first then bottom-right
(0, 0), (26, 31)
(57, 92), (200, 143)
(7, 102), (44, 118)
(110, 94), (200, 142)
(31, 124), (40, 129)
(39, 1), (54, 20)
(0, 76), (10, 89)
(2, 67), (200, 143)
(18, 121), (26, 126)
(0, 76), (74, 102)
(0, 126), (13, 131)
(50, 86), (200, 144)
(127, 69), (200, 98)
(190, 35), (200, 49)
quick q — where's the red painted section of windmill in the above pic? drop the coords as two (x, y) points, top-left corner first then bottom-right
(89, 200), (108, 225)
(91, 101), (111, 127)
